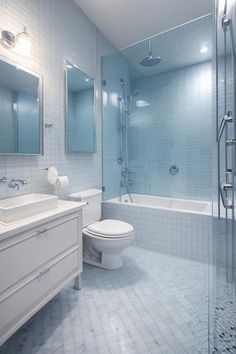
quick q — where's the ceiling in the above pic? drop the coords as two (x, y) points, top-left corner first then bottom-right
(74, 0), (212, 49)
(121, 15), (212, 80)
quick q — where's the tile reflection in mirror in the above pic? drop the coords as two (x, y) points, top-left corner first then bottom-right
(66, 62), (96, 153)
(0, 58), (42, 155)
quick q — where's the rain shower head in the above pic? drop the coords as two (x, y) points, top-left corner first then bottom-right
(140, 55), (161, 67)
(140, 39), (161, 67)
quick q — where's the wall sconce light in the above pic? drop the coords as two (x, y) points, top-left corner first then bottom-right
(0, 26), (32, 57)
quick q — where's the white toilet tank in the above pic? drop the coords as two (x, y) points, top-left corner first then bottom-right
(68, 189), (102, 227)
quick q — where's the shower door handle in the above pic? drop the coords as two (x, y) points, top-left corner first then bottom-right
(220, 182), (233, 209)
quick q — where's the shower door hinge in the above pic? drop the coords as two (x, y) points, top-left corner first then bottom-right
(220, 183), (233, 209)
(222, 16), (231, 31)
(102, 186), (106, 192)
(226, 139), (236, 146)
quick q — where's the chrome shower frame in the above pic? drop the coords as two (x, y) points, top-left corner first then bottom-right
(216, 0), (236, 285)
(118, 78), (136, 203)
(212, 0), (236, 351)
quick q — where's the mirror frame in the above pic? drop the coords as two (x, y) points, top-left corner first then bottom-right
(65, 60), (96, 153)
(0, 55), (43, 156)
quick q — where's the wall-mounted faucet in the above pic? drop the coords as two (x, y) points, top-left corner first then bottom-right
(0, 177), (7, 184)
(8, 178), (27, 191)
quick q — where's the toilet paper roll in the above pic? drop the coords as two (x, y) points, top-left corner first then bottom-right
(54, 176), (70, 190)
(47, 166), (58, 185)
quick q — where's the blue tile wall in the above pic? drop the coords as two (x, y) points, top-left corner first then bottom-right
(75, 89), (95, 152)
(68, 89), (95, 152)
(129, 61), (213, 200)
(102, 58), (213, 201)
(17, 92), (40, 154)
(0, 87), (15, 153)
(67, 90), (77, 151)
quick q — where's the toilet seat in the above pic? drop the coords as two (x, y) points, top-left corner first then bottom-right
(85, 219), (134, 239)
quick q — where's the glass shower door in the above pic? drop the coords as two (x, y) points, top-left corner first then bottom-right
(211, 0), (236, 352)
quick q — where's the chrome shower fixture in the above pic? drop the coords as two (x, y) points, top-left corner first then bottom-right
(128, 90), (139, 98)
(0, 26), (32, 56)
(140, 39), (162, 67)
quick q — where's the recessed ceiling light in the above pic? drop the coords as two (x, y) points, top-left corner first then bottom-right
(200, 46), (208, 53)
(85, 78), (89, 82)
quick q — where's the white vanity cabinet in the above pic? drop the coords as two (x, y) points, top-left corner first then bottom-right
(0, 200), (84, 345)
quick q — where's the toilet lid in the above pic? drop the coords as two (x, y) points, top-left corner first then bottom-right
(87, 219), (134, 237)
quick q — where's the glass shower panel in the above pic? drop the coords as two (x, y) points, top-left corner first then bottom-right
(102, 15), (213, 202)
(210, 0), (236, 352)
(102, 13), (214, 354)
(102, 52), (131, 200)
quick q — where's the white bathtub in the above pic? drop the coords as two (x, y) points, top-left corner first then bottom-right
(102, 193), (212, 262)
(107, 193), (212, 215)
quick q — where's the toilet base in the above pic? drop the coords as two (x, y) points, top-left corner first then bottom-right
(83, 253), (124, 270)
(102, 252), (124, 269)
(83, 232), (133, 270)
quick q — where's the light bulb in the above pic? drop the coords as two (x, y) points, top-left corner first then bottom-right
(200, 46), (208, 53)
(15, 27), (32, 57)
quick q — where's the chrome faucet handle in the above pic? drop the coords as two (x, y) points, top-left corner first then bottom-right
(8, 178), (27, 191)
(0, 177), (7, 184)
(11, 178), (27, 185)
(8, 181), (19, 190)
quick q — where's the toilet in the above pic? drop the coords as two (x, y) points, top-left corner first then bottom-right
(68, 189), (134, 269)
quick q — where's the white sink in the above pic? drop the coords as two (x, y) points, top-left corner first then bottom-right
(0, 194), (58, 223)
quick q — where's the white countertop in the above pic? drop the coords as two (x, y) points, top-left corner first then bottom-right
(0, 200), (86, 242)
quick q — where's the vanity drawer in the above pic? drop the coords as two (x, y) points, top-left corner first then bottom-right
(0, 214), (79, 294)
(0, 249), (79, 340)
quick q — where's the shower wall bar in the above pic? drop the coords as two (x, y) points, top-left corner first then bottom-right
(217, 10), (236, 215)
(216, 0), (236, 286)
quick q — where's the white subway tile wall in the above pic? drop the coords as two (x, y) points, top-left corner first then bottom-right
(0, 0), (114, 200)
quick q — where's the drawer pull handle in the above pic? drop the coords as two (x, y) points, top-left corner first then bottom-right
(37, 268), (50, 278)
(36, 228), (48, 235)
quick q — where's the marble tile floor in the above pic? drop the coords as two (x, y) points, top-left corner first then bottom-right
(0, 246), (209, 354)
(211, 267), (236, 354)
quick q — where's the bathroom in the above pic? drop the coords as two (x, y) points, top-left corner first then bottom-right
(0, 0), (235, 353)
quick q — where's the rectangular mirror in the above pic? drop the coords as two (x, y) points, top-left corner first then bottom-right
(65, 61), (96, 153)
(0, 58), (42, 155)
